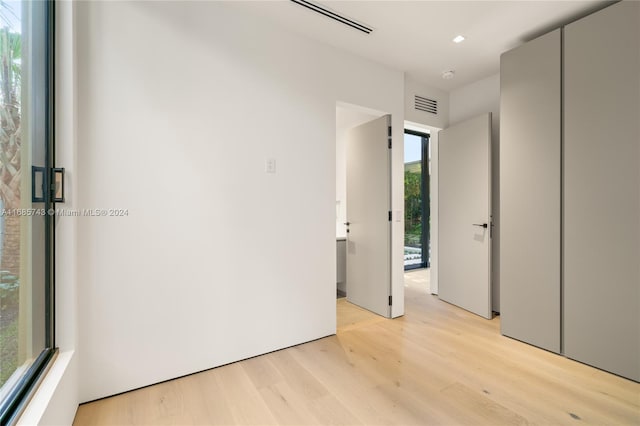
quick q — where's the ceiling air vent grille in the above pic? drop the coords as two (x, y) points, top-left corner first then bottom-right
(415, 95), (438, 115)
(290, 0), (373, 34)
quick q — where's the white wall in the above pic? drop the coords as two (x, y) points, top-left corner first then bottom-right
(75, 1), (405, 402)
(449, 73), (501, 312)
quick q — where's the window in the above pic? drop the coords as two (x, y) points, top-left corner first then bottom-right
(0, 1), (55, 423)
(404, 130), (430, 270)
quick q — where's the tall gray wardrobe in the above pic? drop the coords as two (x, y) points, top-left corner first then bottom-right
(500, 1), (639, 382)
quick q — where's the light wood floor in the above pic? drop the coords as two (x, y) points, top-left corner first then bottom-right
(74, 270), (639, 425)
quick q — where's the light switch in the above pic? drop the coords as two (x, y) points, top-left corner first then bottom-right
(265, 158), (276, 174)
(395, 210), (402, 222)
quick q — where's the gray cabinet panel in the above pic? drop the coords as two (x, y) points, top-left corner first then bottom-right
(564, 1), (640, 381)
(500, 30), (561, 353)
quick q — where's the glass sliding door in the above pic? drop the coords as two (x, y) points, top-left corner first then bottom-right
(0, 1), (55, 423)
(404, 130), (430, 270)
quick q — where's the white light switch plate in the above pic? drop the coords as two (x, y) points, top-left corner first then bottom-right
(265, 158), (276, 173)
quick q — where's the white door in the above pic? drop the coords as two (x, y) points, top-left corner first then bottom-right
(438, 114), (492, 319)
(346, 115), (391, 318)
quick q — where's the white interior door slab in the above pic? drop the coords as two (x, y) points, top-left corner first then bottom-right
(438, 114), (492, 319)
(346, 114), (391, 318)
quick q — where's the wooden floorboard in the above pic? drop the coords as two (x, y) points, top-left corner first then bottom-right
(73, 270), (640, 425)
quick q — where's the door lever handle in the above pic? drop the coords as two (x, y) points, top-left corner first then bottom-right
(472, 223), (488, 228)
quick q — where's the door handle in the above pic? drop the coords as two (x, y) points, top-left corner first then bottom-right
(53, 168), (65, 202)
(32, 166), (45, 202)
(472, 223), (488, 228)
(31, 166), (65, 203)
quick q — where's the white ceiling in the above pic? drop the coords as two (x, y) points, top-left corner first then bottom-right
(229, 0), (614, 92)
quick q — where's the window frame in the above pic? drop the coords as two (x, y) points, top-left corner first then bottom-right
(404, 129), (430, 270)
(0, 1), (57, 423)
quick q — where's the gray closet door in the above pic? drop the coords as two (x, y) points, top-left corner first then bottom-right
(564, 2), (640, 381)
(500, 29), (561, 353)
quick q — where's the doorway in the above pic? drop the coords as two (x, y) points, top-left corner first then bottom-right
(404, 130), (430, 270)
(335, 105), (379, 301)
(335, 104), (394, 319)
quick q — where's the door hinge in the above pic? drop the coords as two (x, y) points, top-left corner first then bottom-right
(388, 211), (392, 221)
(389, 295), (393, 306)
(489, 215), (494, 239)
(388, 126), (392, 149)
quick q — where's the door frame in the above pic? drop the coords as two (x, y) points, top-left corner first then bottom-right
(337, 101), (405, 318)
(403, 129), (430, 270)
(405, 121), (441, 294)
(0, 2), (57, 423)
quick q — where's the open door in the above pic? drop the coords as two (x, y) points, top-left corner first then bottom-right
(346, 114), (391, 318)
(438, 114), (492, 319)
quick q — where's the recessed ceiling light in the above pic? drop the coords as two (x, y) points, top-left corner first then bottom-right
(442, 70), (455, 80)
(453, 35), (465, 43)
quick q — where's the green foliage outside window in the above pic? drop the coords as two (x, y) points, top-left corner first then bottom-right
(404, 170), (422, 247)
(0, 16), (22, 387)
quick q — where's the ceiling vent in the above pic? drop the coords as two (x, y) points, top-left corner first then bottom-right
(290, 0), (373, 34)
(415, 95), (438, 115)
